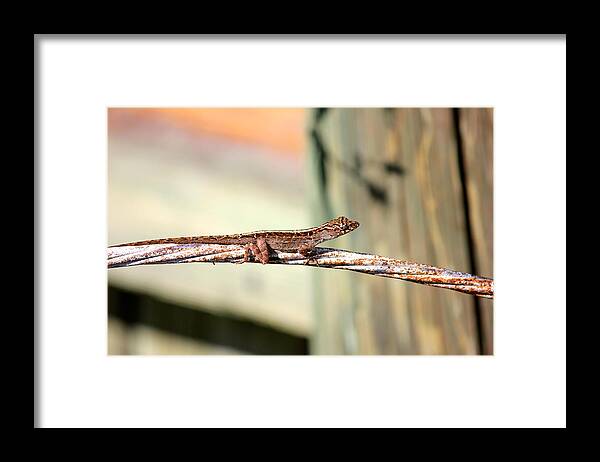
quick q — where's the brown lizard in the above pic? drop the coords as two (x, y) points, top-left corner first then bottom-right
(109, 216), (360, 264)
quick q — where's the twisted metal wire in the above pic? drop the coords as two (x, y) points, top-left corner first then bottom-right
(108, 243), (493, 298)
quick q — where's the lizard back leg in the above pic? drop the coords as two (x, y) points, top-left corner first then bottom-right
(243, 239), (270, 264)
(255, 238), (270, 264)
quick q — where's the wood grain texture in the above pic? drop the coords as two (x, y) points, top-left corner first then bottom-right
(308, 108), (490, 355)
(458, 108), (494, 354)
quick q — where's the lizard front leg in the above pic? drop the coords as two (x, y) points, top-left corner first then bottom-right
(298, 243), (319, 266)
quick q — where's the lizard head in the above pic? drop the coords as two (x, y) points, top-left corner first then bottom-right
(325, 216), (360, 238)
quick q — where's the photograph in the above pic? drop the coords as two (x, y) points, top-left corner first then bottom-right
(107, 107), (494, 355)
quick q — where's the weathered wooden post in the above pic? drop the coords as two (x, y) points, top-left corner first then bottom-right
(307, 108), (493, 355)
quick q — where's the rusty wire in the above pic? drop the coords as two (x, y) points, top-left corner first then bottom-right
(107, 243), (493, 298)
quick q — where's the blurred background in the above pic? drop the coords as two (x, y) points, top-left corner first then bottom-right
(108, 108), (493, 355)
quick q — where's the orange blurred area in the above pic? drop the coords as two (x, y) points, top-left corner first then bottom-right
(108, 108), (306, 156)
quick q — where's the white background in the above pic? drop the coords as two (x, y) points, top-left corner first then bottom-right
(37, 36), (566, 428)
